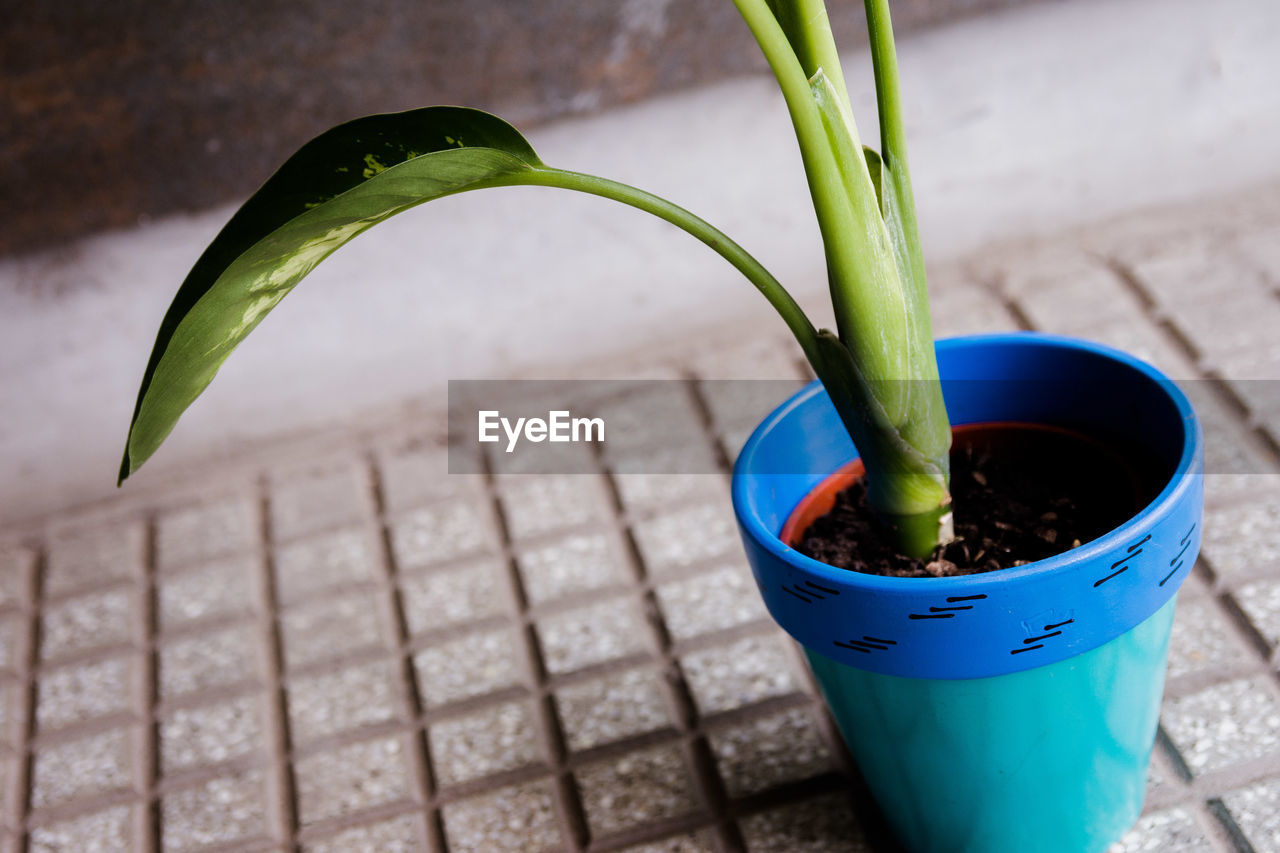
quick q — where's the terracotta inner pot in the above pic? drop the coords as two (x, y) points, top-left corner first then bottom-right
(780, 422), (1157, 552)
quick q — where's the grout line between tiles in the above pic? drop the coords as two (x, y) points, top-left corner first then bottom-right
(594, 428), (742, 850)
(257, 482), (300, 852)
(480, 448), (592, 852)
(364, 453), (446, 853)
(1205, 796), (1260, 853)
(1105, 257), (1280, 463)
(140, 515), (160, 853)
(14, 547), (42, 852)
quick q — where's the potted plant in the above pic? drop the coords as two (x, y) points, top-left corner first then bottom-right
(117, 1), (1204, 851)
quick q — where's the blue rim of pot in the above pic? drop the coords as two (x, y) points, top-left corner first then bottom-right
(731, 332), (1205, 680)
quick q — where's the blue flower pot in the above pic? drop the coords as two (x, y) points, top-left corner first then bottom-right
(732, 333), (1204, 853)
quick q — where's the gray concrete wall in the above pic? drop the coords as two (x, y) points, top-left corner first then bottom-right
(3, 0), (1279, 523)
(4, 0), (1043, 259)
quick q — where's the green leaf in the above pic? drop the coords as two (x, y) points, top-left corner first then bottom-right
(121, 106), (822, 484)
(862, 145), (884, 209)
(120, 107), (544, 483)
(862, 144), (920, 304)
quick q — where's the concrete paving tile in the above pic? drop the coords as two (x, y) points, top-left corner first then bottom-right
(269, 463), (367, 542)
(0, 546), (33, 610)
(376, 444), (484, 512)
(517, 531), (629, 606)
(0, 679), (16, 745)
(738, 792), (868, 852)
(158, 553), (259, 631)
(1174, 292), (1280, 362)
(161, 768), (272, 852)
(928, 281), (1019, 340)
(40, 586), (137, 660)
(982, 244), (1097, 298)
(1221, 776), (1280, 852)
(159, 623), (262, 699)
(1184, 389), (1275, 479)
(400, 557), (511, 636)
(1166, 597), (1249, 679)
(1129, 245), (1266, 309)
(0, 752), (12, 821)
(633, 503), (739, 576)
(160, 692), (266, 774)
(719, 424), (759, 463)
(280, 589), (389, 670)
(1204, 473), (1280, 509)
(1145, 758), (1169, 795)
(389, 498), (496, 570)
(1013, 264), (1146, 335)
(273, 526), (378, 603)
(156, 496), (257, 569)
(442, 778), (562, 853)
(590, 384), (706, 457)
(555, 666), (672, 752)
(287, 658), (401, 744)
(414, 627), (523, 710)
(617, 832), (718, 852)
(1070, 319), (1195, 379)
(606, 425), (722, 480)
(1162, 678), (1280, 775)
(612, 467), (728, 514)
(428, 700), (541, 787)
(700, 380), (805, 437)
(576, 743), (700, 837)
(294, 735), (412, 825)
(1236, 229), (1280, 283)
(302, 813), (425, 853)
(0, 613), (23, 674)
(1107, 807), (1214, 852)
(692, 337), (804, 381)
(31, 726), (135, 809)
(29, 803), (136, 853)
(44, 521), (144, 595)
(1208, 344), (1280, 383)
(655, 562), (769, 641)
(1203, 499), (1280, 582)
(497, 475), (608, 541)
(1235, 578), (1280, 648)
(36, 655), (134, 731)
(536, 596), (648, 676)
(709, 706), (834, 797)
(681, 633), (801, 716)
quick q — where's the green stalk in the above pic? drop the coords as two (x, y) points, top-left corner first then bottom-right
(735, 0), (953, 557)
(732, 0), (904, 363)
(765, 0), (854, 113)
(864, 0), (930, 327)
(861, 0), (952, 545)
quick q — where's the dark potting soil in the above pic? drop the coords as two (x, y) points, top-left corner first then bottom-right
(795, 424), (1163, 578)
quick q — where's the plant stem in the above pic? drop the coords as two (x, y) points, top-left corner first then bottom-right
(734, 0), (953, 557)
(732, 0), (910, 378)
(512, 167), (822, 368)
(863, 0), (928, 316)
(765, 0), (853, 113)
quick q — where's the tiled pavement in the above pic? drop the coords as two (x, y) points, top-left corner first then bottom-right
(3, 183), (1280, 851)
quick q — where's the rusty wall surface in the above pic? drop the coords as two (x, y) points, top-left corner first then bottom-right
(3, 0), (1043, 258)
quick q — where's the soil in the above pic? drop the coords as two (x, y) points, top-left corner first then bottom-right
(793, 424), (1164, 578)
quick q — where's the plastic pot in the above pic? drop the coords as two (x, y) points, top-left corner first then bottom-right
(731, 333), (1204, 853)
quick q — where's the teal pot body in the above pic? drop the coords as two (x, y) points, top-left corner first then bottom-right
(731, 333), (1204, 853)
